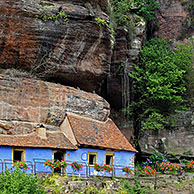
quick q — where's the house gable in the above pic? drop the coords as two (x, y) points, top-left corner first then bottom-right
(65, 113), (137, 152)
(60, 116), (78, 146)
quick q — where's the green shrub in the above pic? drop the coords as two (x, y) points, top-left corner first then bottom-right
(128, 38), (194, 131)
(110, 0), (159, 26)
(0, 167), (45, 194)
(143, 152), (167, 168)
(119, 178), (157, 194)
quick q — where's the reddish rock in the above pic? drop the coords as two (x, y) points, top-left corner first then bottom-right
(155, 0), (191, 39)
(0, 75), (110, 135)
(0, 0), (112, 92)
(107, 15), (145, 109)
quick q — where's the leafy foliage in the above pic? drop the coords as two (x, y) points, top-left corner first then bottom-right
(34, 10), (68, 23)
(122, 166), (133, 175)
(13, 161), (29, 171)
(119, 178), (157, 194)
(142, 166), (156, 176)
(128, 38), (194, 131)
(44, 159), (67, 171)
(0, 167), (45, 194)
(71, 161), (83, 172)
(95, 17), (115, 35)
(143, 152), (167, 168)
(110, 0), (159, 26)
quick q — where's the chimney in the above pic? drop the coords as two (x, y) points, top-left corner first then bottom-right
(36, 127), (47, 139)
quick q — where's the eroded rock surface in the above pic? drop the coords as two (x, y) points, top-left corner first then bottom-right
(139, 111), (194, 157)
(0, 75), (110, 135)
(155, 0), (190, 39)
(0, 0), (112, 91)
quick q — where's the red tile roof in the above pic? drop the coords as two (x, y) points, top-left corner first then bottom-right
(0, 131), (77, 150)
(67, 113), (137, 152)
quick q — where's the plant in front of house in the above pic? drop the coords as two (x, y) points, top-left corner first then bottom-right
(122, 166), (133, 175)
(94, 163), (104, 172)
(142, 166), (156, 176)
(60, 160), (68, 168)
(103, 164), (114, 173)
(185, 160), (194, 171)
(0, 166), (45, 193)
(158, 161), (182, 173)
(71, 161), (83, 172)
(13, 161), (29, 171)
(143, 152), (167, 168)
(44, 160), (67, 171)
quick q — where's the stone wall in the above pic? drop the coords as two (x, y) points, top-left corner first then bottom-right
(39, 173), (194, 194)
(139, 111), (194, 157)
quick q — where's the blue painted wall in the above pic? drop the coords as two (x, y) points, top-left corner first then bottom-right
(27, 148), (53, 174)
(0, 146), (53, 174)
(0, 146), (12, 173)
(0, 146), (135, 176)
(65, 148), (135, 176)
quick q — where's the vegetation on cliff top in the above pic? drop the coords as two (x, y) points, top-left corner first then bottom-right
(110, 0), (159, 26)
(127, 38), (194, 132)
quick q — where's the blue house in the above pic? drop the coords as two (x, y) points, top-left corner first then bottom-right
(0, 113), (137, 176)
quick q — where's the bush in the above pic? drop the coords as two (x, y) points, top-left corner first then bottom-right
(128, 38), (194, 131)
(143, 152), (167, 168)
(122, 166), (133, 175)
(158, 161), (182, 173)
(44, 160), (67, 171)
(141, 166), (156, 176)
(0, 167), (45, 194)
(120, 178), (157, 193)
(71, 161), (83, 172)
(110, 0), (159, 26)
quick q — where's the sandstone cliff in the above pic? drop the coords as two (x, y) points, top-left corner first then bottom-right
(0, 0), (112, 91)
(0, 75), (109, 135)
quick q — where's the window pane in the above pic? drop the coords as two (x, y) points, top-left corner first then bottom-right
(54, 152), (63, 161)
(89, 154), (96, 165)
(106, 155), (112, 165)
(13, 151), (23, 161)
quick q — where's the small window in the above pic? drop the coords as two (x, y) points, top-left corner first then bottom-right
(88, 152), (97, 165)
(54, 152), (64, 161)
(105, 153), (114, 165)
(53, 151), (65, 173)
(12, 149), (26, 161)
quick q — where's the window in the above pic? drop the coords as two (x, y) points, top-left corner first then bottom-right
(12, 148), (26, 161)
(52, 151), (65, 173)
(54, 151), (64, 161)
(88, 152), (97, 165)
(105, 153), (114, 165)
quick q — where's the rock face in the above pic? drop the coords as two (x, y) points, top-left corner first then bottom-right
(106, 15), (146, 109)
(0, 0), (112, 92)
(139, 111), (194, 157)
(155, 0), (191, 39)
(0, 75), (110, 135)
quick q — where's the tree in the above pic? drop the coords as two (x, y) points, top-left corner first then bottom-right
(128, 38), (194, 133)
